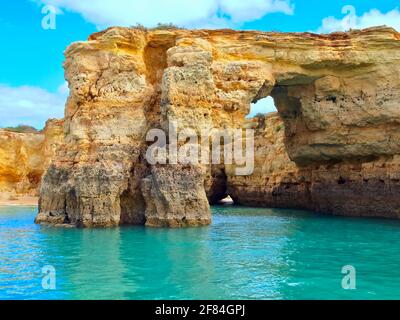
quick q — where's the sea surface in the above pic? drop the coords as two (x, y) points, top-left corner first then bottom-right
(1, 205), (400, 300)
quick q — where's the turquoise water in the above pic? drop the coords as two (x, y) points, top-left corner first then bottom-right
(1, 205), (400, 300)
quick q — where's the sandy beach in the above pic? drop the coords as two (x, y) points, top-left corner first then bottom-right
(0, 194), (38, 206)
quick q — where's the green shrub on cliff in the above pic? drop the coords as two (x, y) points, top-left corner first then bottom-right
(3, 125), (38, 133)
(153, 23), (183, 30)
(130, 23), (184, 31)
(254, 113), (266, 119)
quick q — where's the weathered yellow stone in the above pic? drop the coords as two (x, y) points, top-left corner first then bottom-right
(0, 119), (63, 196)
(25, 26), (400, 226)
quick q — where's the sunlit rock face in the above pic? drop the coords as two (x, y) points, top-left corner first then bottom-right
(142, 164), (211, 227)
(34, 26), (400, 227)
(0, 119), (63, 197)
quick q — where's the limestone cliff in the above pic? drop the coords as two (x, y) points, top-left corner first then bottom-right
(230, 114), (400, 218)
(0, 119), (64, 197)
(35, 26), (400, 227)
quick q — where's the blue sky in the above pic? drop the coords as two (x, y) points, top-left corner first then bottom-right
(1, 0), (399, 128)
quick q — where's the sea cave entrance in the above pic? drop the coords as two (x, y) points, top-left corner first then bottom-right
(218, 195), (234, 205)
(208, 96), (279, 207)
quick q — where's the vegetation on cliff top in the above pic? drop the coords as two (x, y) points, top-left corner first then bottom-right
(3, 125), (39, 133)
(130, 23), (184, 31)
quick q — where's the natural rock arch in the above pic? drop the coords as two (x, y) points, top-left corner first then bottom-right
(35, 26), (400, 227)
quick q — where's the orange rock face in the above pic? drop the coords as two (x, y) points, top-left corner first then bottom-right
(32, 26), (400, 227)
(0, 119), (64, 197)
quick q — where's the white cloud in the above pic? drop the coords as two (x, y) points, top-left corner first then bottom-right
(219, 0), (293, 22)
(0, 84), (67, 129)
(57, 81), (69, 96)
(34, 0), (294, 29)
(317, 7), (400, 34)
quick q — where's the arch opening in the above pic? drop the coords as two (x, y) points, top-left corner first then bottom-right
(217, 195), (234, 205)
(247, 96), (277, 118)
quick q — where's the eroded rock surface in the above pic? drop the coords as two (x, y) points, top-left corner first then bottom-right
(0, 119), (63, 197)
(142, 164), (211, 227)
(230, 114), (400, 218)
(34, 26), (400, 226)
